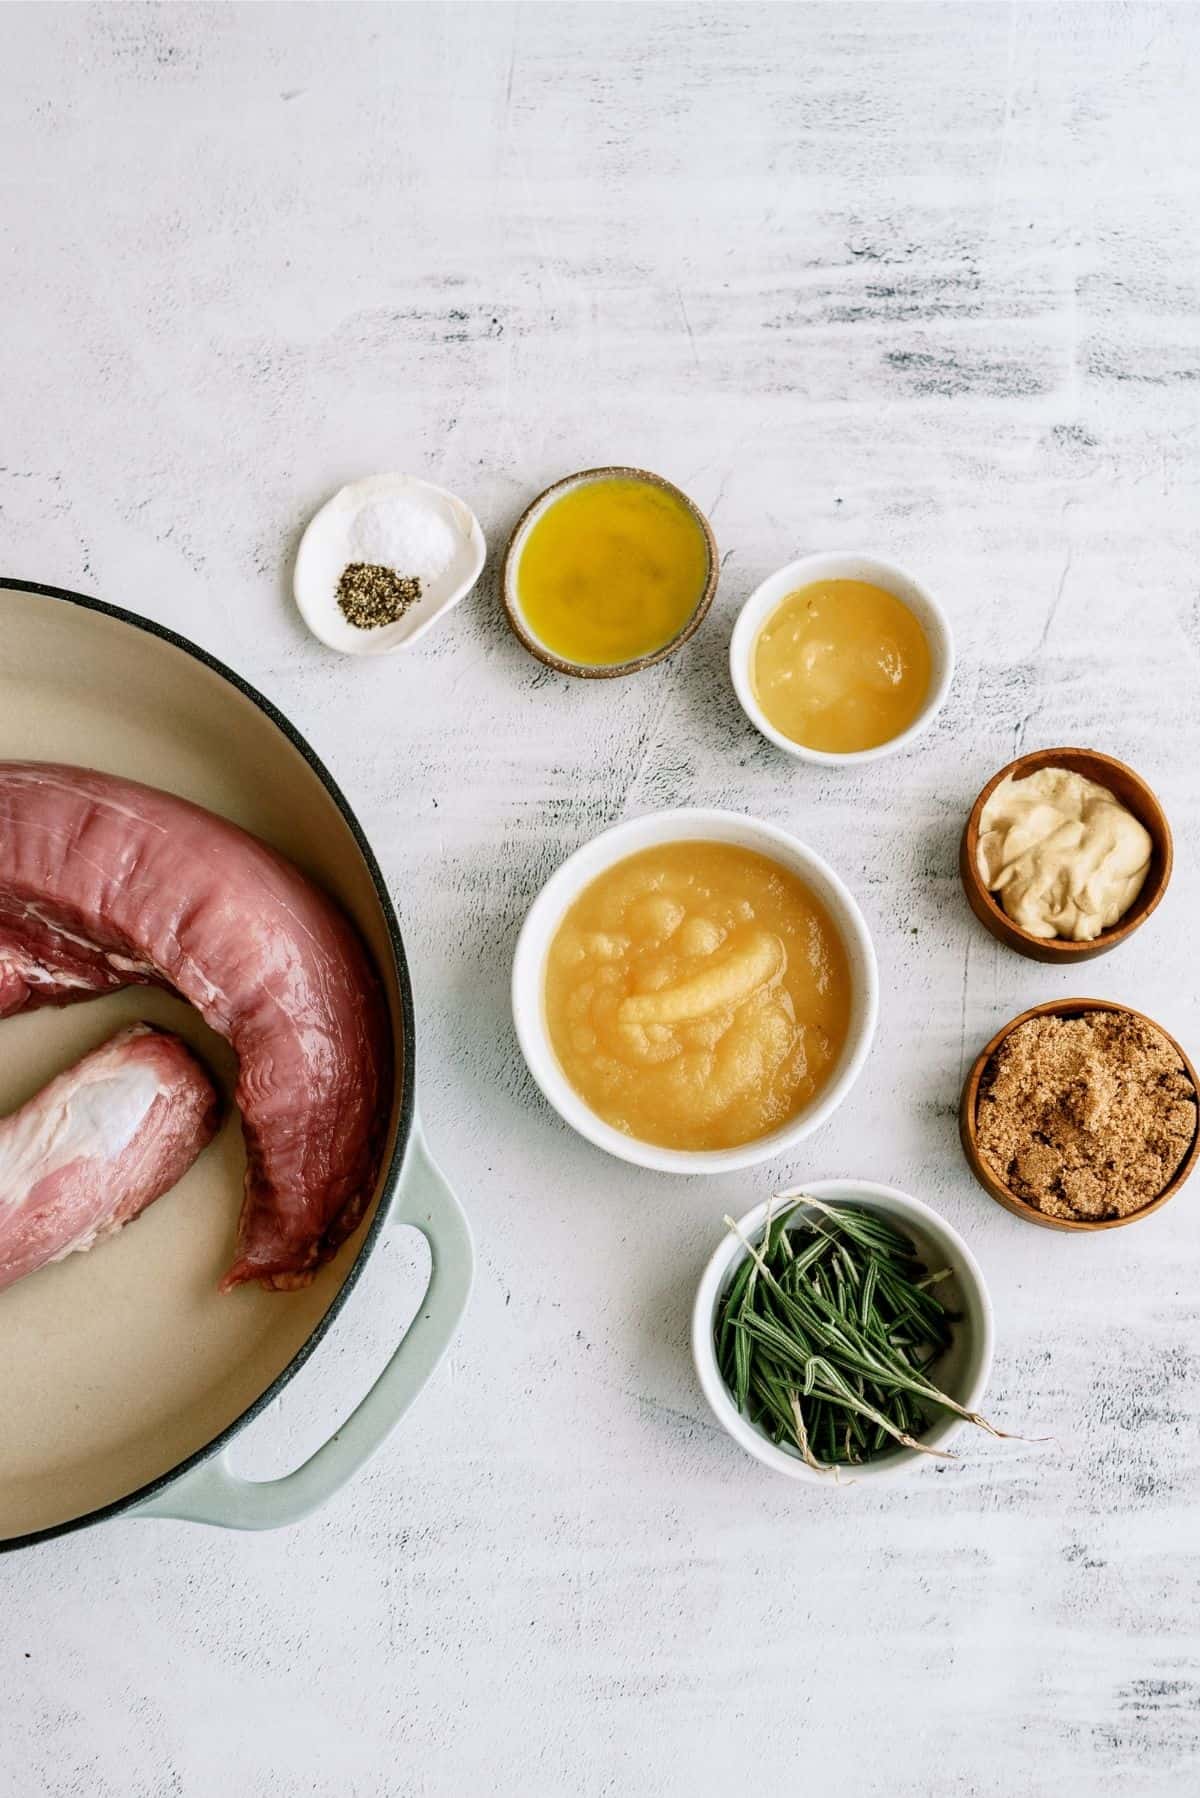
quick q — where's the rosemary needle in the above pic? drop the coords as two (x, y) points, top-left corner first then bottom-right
(716, 1196), (1005, 1468)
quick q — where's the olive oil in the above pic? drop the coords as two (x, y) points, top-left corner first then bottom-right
(516, 476), (710, 668)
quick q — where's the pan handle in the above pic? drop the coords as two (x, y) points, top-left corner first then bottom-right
(132, 1122), (473, 1531)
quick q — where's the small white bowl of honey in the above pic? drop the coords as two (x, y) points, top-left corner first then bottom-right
(729, 552), (954, 767)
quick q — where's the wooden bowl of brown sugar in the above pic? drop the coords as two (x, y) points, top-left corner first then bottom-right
(960, 999), (1200, 1232)
(960, 748), (1173, 964)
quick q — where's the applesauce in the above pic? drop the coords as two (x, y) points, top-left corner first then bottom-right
(543, 841), (852, 1150)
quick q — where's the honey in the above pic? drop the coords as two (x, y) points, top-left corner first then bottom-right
(543, 841), (852, 1151)
(515, 476), (710, 668)
(753, 578), (931, 753)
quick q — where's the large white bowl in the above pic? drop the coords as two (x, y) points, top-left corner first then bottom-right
(692, 1182), (995, 1483)
(511, 808), (878, 1174)
(729, 550), (955, 767)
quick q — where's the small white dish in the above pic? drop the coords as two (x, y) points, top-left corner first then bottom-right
(293, 473), (486, 657)
(511, 808), (878, 1174)
(692, 1182), (994, 1483)
(729, 551), (954, 767)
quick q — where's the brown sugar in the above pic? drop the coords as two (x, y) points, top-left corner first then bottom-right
(976, 1010), (1197, 1221)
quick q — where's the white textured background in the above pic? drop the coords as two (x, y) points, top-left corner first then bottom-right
(3, 3), (1200, 1793)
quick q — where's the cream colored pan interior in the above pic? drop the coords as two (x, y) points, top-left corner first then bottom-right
(0, 585), (407, 1543)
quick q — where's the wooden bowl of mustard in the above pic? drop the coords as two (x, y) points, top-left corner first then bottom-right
(501, 466), (718, 679)
(960, 747), (1172, 963)
(960, 998), (1200, 1232)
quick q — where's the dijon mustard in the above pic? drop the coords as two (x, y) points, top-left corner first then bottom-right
(977, 766), (1152, 941)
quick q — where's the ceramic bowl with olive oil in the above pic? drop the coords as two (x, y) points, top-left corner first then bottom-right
(730, 551), (954, 766)
(502, 467), (718, 678)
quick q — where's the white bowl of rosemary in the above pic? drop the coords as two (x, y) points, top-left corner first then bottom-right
(692, 1183), (997, 1481)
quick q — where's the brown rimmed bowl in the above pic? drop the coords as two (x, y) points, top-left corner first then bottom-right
(500, 465), (718, 679)
(960, 748), (1172, 963)
(959, 998), (1200, 1232)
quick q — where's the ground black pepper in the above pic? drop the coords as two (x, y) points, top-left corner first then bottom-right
(336, 563), (422, 629)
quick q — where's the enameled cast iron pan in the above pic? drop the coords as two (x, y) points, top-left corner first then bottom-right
(0, 580), (473, 1550)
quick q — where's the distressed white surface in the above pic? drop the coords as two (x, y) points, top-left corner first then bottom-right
(2, 2), (1200, 1793)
